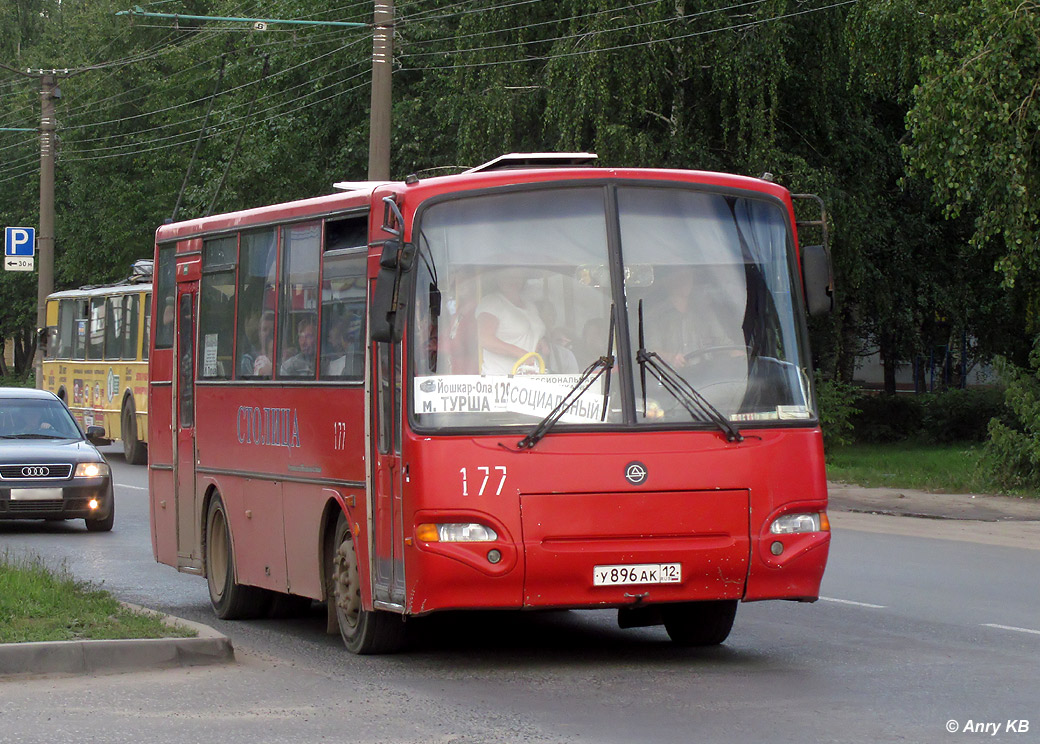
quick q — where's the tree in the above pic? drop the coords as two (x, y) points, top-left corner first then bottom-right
(907, 0), (1040, 290)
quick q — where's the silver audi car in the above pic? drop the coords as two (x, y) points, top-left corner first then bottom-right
(0, 387), (114, 531)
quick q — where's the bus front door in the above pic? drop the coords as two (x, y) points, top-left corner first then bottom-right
(174, 279), (199, 568)
(371, 339), (406, 608)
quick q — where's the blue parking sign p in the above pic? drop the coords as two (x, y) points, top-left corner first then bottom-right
(5, 227), (36, 256)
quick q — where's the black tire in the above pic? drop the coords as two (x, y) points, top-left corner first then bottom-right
(329, 512), (406, 654)
(85, 497), (115, 532)
(663, 600), (738, 647)
(205, 495), (271, 620)
(122, 400), (148, 465)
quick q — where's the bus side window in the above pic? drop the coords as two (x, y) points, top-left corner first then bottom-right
(278, 221), (320, 379)
(319, 251), (366, 381)
(235, 230), (277, 379)
(199, 236), (237, 380)
(154, 245), (177, 350)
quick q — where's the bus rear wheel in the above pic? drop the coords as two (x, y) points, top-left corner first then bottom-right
(662, 600), (738, 646)
(205, 495), (270, 620)
(122, 400), (147, 465)
(329, 512), (405, 654)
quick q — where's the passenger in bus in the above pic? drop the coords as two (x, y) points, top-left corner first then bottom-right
(241, 310), (276, 377)
(161, 298), (175, 331)
(323, 314), (363, 378)
(476, 269), (546, 375)
(280, 315), (317, 377)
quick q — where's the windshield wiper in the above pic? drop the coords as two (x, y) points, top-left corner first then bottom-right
(515, 354), (614, 450)
(636, 300), (744, 443)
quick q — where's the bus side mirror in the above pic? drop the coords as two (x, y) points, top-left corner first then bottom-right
(370, 240), (416, 343)
(801, 244), (833, 315)
(36, 326), (49, 353)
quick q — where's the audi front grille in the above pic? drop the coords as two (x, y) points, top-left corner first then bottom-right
(0, 464), (75, 480)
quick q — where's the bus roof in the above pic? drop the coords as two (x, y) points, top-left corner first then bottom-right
(155, 159), (791, 244)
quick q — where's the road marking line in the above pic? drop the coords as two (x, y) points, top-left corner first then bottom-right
(115, 484), (148, 491)
(819, 596), (886, 609)
(982, 623), (1040, 636)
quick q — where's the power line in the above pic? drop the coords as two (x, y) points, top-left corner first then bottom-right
(401, 0), (770, 58)
(399, 0), (858, 70)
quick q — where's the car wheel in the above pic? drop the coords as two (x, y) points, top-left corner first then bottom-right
(85, 499), (115, 532)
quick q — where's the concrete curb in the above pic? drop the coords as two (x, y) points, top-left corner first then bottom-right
(0, 603), (233, 677)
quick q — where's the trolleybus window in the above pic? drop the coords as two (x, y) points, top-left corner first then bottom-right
(122, 294), (140, 360)
(72, 299), (88, 359)
(56, 300), (75, 359)
(278, 221), (320, 379)
(142, 292), (150, 362)
(235, 229), (278, 379)
(104, 296), (123, 360)
(87, 297), (106, 361)
(199, 235), (237, 380)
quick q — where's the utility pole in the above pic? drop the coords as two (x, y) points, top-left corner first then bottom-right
(368, 0), (393, 181)
(36, 73), (57, 386)
(0, 61), (63, 385)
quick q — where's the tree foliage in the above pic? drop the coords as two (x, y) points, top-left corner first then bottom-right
(0, 0), (1033, 385)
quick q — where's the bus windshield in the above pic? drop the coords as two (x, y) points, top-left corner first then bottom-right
(410, 184), (813, 431)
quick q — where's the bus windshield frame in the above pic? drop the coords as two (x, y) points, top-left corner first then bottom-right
(409, 180), (815, 434)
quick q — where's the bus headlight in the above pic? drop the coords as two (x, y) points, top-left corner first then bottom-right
(416, 523), (498, 543)
(770, 512), (829, 534)
(74, 462), (110, 479)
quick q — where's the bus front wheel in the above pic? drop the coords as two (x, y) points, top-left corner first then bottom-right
(329, 512), (405, 654)
(122, 400), (147, 465)
(205, 495), (270, 620)
(662, 600), (738, 646)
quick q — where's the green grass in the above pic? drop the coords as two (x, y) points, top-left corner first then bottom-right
(0, 551), (196, 643)
(825, 442), (996, 494)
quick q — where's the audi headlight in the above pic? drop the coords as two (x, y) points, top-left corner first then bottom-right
(74, 462), (110, 479)
(416, 523), (498, 542)
(770, 512), (829, 534)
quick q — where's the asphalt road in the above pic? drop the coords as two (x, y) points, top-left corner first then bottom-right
(1, 448), (1037, 743)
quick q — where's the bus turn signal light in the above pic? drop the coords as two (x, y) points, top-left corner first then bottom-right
(769, 512), (828, 534)
(416, 523), (498, 543)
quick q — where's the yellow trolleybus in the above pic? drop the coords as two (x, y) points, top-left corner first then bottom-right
(42, 260), (152, 464)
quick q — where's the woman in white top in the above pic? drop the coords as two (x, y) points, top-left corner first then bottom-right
(476, 269), (546, 375)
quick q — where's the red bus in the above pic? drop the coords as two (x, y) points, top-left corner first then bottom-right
(148, 153), (833, 654)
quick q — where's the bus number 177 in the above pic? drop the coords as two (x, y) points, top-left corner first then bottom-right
(460, 466), (507, 497)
